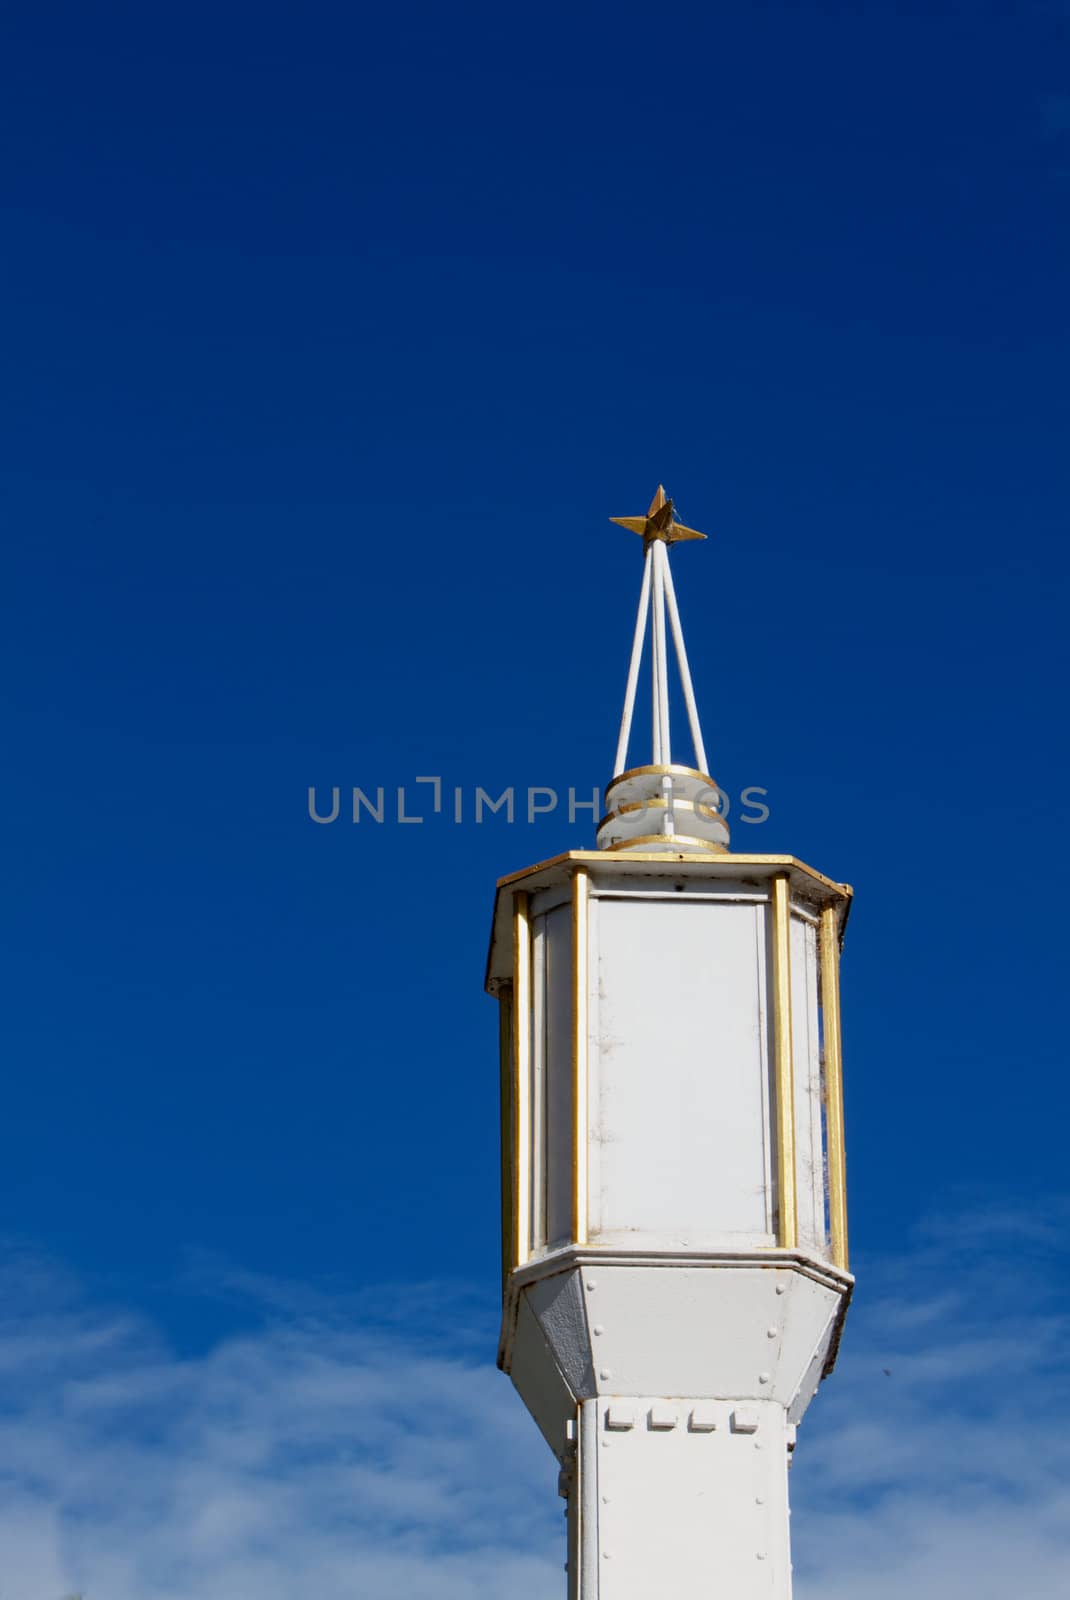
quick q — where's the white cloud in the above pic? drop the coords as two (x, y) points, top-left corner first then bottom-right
(0, 1201), (1067, 1599)
(0, 1253), (560, 1599)
(792, 1198), (1070, 1598)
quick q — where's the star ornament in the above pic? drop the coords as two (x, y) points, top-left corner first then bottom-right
(609, 484), (707, 545)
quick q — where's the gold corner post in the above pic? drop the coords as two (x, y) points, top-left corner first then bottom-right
(498, 986), (514, 1290)
(572, 867), (590, 1245)
(819, 905), (849, 1270)
(771, 875), (798, 1249)
(512, 890), (532, 1270)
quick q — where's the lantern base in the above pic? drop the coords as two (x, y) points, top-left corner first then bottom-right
(500, 1246), (852, 1465)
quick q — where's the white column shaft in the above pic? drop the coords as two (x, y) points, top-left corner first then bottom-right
(572, 1396), (793, 1599)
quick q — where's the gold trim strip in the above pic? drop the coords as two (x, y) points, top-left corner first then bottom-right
(771, 875), (797, 1249)
(513, 891), (531, 1270)
(572, 868), (590, 1245)
(498, 989), (514, 1291)
(820, 904), (849, 1270)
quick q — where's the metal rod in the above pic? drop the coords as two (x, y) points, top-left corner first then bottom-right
(650, 541), (671, 765)
(820, 905), (849, 1270)
(613, 545), (653, 777)
(661, 544), (709, 774)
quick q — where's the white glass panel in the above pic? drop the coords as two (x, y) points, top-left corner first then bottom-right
(592, 896), (773, 1244)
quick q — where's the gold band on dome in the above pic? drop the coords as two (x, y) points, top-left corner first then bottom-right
(597, 796), (726, 832)
(602, 833), (728, 855)
(606, 762), (720, 793)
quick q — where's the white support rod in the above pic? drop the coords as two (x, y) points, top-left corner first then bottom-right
(650, 545), (662, 765)
(651, 540), (671, 766)
(661, 546), (710, 775)
(613, 544), (653, 777)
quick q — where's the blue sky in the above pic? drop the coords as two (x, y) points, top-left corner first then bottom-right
(2, 1), (1068, 1593)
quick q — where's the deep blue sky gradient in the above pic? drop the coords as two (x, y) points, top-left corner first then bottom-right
(2, 1), (1068, 1354)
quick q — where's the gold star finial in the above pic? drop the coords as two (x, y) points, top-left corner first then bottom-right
(609, 484), (708, 545)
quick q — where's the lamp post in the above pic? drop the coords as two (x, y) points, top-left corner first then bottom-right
(485, 488), (852, 1597)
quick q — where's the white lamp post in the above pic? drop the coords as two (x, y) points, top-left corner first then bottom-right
(485, 488), (852, 1597)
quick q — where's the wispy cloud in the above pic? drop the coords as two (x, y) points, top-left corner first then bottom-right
(0, 1200), (1067, 1598)
(0, 1252), (560, 1599)
(793, 1196), (1070, 1599)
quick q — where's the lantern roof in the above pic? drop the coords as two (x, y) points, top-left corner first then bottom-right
(484, 850), (852, 994)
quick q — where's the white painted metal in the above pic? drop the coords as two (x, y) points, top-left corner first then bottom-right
(613, 545), (653, 779)
(486, 856), (850, 991)
(510, 1293), (573, 1455)
(531, 919), (547, 1250)
(535, 904), (574, 1251)
(791, 913), (827, 1254)
(609, 535), (710, 784)
(578, 1396), (600, 1598)
(509, 869), (843, 1272)
(589, 894), (774, 1247)
(574, 1395), (792, 1598)
(503, 1257), (847, 1598)
(497, 849), (852, 1597)
(601, 536), (729, 852)
(596, 768), (729, 852)
(517, 1261), (843, 1405)
(650, 541), (670, 766)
